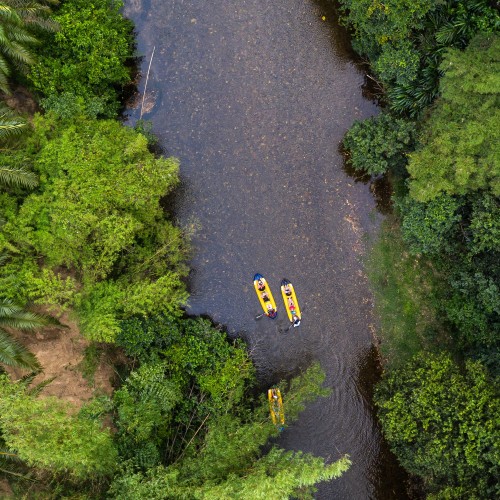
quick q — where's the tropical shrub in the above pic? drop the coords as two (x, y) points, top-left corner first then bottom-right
(0, 374), (117, 478)
(375, 353), (500, 498)
(398, 194), (461, 255)
(342, 112), (416, 176)
(28, 0), (133, 117)
(1, 114), (188, 341)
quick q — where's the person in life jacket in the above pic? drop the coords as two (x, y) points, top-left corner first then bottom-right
(266, 303), (277, 318)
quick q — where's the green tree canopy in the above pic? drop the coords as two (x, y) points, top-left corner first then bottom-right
(28, 0), (132, 117)
(110, 356), (350, 499)
(0, 374), (117, 478)
(342, 112), (416, 176)
(1, 114), (188, 341)
(407, 34), (500, 202)
(375, 353), (500, 498)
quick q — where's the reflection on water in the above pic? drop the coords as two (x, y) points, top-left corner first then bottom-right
(123, 0), (409, 497)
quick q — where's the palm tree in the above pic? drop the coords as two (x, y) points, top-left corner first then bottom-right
(0, 298), (51, 370)
(0, 101), (24, 138)
(0, 103), (37, 190)
(0, 162), (38, 189)
(0, 0), (59, 94)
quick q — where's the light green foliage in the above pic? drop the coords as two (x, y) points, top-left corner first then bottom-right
(366, 218), (443, 366)
(0, 374), (117, 478)
(2, 114), (188, 341)
(407, 35), (500, 201)
(398, 194), (460, 255)
(375, 353), (500, 498)
(342, 112), (416, 175)
(109, 361), (349, 499)
(28, 0), (132, 117)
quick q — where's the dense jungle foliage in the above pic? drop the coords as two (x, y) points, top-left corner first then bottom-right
(340, 0), (499, 497)
(0, 1), (350, 498)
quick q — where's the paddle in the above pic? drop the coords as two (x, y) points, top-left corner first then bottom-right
(283, 320), (297, 332)
(281, 309), (304, 332)
(255, 308), (277, 320)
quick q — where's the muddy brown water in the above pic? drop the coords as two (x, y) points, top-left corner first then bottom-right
(123, 0), (409, 498)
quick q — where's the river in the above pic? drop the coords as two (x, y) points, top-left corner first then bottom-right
(123, 0), (408, 498)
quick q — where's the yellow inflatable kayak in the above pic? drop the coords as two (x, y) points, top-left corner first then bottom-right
(281, 278), (301, 326)
(253, 273), (277, 319)
(268, 388), (285, 428)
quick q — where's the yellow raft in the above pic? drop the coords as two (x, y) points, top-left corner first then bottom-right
(253, 273), (278, 319)
(268, 388), (285, 427)
(281, 278), (301, 324)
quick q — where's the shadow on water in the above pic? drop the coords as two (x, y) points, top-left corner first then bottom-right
(314, 0), (385, 103)
(355, 346), (413, 498)
(341, 159), (394, 216)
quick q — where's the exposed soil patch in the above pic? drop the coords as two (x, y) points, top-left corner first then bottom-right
(1, 86), (39, 117)
(6, 312), (115, 409)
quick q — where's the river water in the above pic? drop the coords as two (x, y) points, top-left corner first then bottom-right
(123, 1), (408, 498)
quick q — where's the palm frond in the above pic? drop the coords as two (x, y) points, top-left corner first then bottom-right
(0, 299), (55, 329)
(0, 1), (58, 93)
(0, 165), (37, 188)
(0, 6), (19, 22)
(0, 328), (41, 370)
(0, 446), (35, 481)
(0, 53), (10, 74)
(0, 72), (11, 94)
(3, 40), (36, 67)
(0, 105), (26, 139)
(26, 375), (55, 396)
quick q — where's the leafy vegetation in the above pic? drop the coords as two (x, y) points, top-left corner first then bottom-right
(0, 373), (118, 478)
(343, 112), (416, 176)
(0, 0), (59, 94)
(376, 353), (499, 498)
(340, 1), (500, 496)
(0, 113), (189, 341)
(110, 318), (349, 499)
(28, 0), (133, 118)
